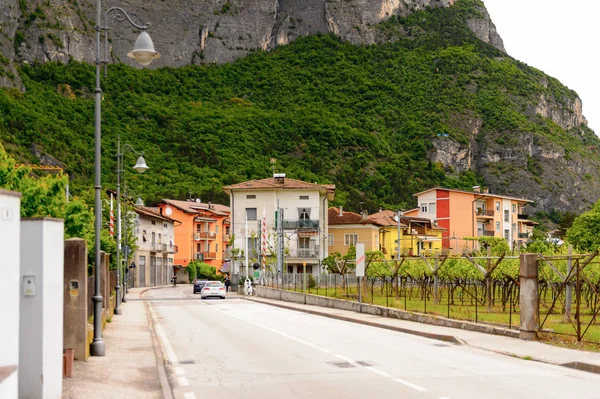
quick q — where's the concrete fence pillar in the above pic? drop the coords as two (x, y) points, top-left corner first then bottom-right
(519, 253), (539, 340)
(63, 238), (88, 361)
(0, 190), (21, 399)
(100, 252), (109, 310)
(19, 218), (65, 399)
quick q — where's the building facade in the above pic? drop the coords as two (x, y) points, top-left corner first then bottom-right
(370, 210), (444, 258)
(156, 199), (230, 273)
(413, 186), (534, 253)
(130, 206), (177, 288)
(223, 174), (335, 276)
(328, 207), (382, 256)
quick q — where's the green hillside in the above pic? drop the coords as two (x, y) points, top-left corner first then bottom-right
(0, 0), (596, 212)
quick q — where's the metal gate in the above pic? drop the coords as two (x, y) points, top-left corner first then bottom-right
(150, 256), (156, 286)
(139, 256), (146, 288)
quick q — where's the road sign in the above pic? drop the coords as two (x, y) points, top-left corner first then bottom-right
(356, 243), (365, 277)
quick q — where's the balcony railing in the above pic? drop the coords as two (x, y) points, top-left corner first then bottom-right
(518, 214), (529, 220)
(476, 209), (495, 217)
(194, 231), (216, 240)
(477, 230), (495, 237)
(151, 242), (167, 252)
(518, 232), (530, 239)
(287, 246), (320, 258)
(202, 251), (217, 260)
(283, 220), (319, 229)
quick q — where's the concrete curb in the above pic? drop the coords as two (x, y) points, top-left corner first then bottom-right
(140, 287), (174, 399)
(243, 296), (465, 345)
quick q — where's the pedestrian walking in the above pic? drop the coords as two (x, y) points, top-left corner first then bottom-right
(224, 277), (231, 292)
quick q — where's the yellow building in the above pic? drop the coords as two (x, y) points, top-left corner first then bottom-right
(370, 210), (444, 258)
(327, 207), (381, 256)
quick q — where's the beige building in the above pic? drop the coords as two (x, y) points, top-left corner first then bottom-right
(327, 207), (382, 256)
(130, 206), (178, 288)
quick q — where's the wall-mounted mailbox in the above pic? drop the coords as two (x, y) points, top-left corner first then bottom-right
(23, 275), (36, 296)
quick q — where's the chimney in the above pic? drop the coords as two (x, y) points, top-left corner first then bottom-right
(361, 210), (369, 222)
(339, 206), (343, 217)
(483, 187), (489, 194)
(473, 185), (480, 193)
(273, 173), (286, 184)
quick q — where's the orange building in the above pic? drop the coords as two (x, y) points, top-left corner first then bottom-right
(413, 186), (535, 254)
(157, 199), (230, 272)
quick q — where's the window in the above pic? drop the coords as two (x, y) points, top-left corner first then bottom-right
(196, 224), (201, 233)
(158, 233), (162, 244)
(246, 208), (257, 220)
(496, 202), (500, 211)
(151, 220), (156, 225)
(196, 243), (201, 252)
(344, 234), (358, 246)
(512, 204), (516, 213)
(216, 225), (219, 234)
(328, 234), (334, 246)
(504, 229), (509, 241)
(420, 204), (428, 213)
(504, 210), (509, 222)
(226, 226), (230, 235)
(512, 224), (516, 237)
(142, 230), (147, 242)
(216, 244), (219, 253)
(298, 208), (311, 219)
(163, 223), (167, 229)
(246, 195), (256, 199)
(299, 195), (309, 200)
(247, 237), (259, 257)
(496, 222), (500, 232)
(429, 203), (436, 214)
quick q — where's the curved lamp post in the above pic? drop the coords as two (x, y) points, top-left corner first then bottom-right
(91, 2), (159, 357)
(115, 137), (148, 313)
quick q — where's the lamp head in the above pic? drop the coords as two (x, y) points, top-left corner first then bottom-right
(133, 156), (149, 173)
(127, 31), (161, 66)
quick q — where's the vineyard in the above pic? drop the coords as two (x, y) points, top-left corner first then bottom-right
(264, 248), (600, 346)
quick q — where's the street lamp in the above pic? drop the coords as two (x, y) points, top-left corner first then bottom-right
(91, 2), (159, 357)
(115, 136), (148, 313)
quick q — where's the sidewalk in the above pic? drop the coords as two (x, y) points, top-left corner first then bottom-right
(62, 287), (169, 399)
(244, 294), (600, 373)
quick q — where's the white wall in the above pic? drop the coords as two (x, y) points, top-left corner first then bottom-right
(230, 187), (327, 271)
(417, 191), (437, 220)
(19, 218), (64, 399)
(0, 190), (21, 399)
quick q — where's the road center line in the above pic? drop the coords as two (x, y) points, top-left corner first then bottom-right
(225, 310), (428, 392)
(183, 393), (197, 399)
(177, 376), (190, 387)
(394, 377), (427, 392)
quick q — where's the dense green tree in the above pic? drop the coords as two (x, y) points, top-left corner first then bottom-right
(567, 201), (600, 252)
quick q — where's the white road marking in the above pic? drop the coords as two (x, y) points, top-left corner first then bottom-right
(180, 292), (187, 298)
(183, 393), (197, 399)
(394, 377), (427, 392)
(174, 367), (185, 376)
(225, 310), (429, 393)
(365, 366), (392, 378)
(439, 397), (451, 399)
(177, 376), (190, 387)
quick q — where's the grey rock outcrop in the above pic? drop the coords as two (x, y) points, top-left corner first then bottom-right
(1, 0), (505, 73)
(465, 3), (505, 53)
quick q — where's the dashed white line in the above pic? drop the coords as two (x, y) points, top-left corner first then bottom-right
(183, 393), (197, 399)
(177, 376), (190, 387)
(394, 377), (427, 392)
(174, 367), (185, 376)
(365, 366), (392, 378)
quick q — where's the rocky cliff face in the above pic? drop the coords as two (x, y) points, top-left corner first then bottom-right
(0, 0), (504, 83)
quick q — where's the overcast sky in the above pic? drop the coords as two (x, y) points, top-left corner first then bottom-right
(482, 0), (598, 133)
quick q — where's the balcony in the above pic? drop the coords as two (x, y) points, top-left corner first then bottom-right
(518, 214), (529, 220)
(194, 252), (217, 261)
(477, 230), (495, 237)
(288, 246), (320, 258)
(194, 231), (216, 240)
(283, 220), (319, 230)
(151, 243), (167, 252)
(476, 209), (495, 218)
(518, 232), (530, 239)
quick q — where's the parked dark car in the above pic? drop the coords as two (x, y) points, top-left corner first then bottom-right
(193, 280), (209, 294)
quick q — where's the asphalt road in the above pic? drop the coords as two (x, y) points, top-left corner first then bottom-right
(145, 286), (600, 399)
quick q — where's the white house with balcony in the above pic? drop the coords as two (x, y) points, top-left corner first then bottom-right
(130, 206), (178, 287)
(223, 174), (335, 276)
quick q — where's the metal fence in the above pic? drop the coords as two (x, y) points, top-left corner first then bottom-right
(261, 251), (600, 345)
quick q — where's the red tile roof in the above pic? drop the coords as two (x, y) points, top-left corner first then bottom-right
(369, 210), (407, 228)
(134, 206), (180, 224)
(328, 207), (382, 226)
(223, 177), (335, 194)
(161, 199), (230, 216)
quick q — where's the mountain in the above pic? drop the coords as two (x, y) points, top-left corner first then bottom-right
(0, 0), (598, 217)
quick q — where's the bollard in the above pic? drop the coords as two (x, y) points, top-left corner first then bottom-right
(519, 253), (539, 340)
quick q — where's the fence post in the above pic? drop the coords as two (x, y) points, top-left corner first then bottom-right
(519, 253), (539, 340)
(433, 257), (440, 304)
(565, 244), (573, 320)
(486, 246), (492, 312)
